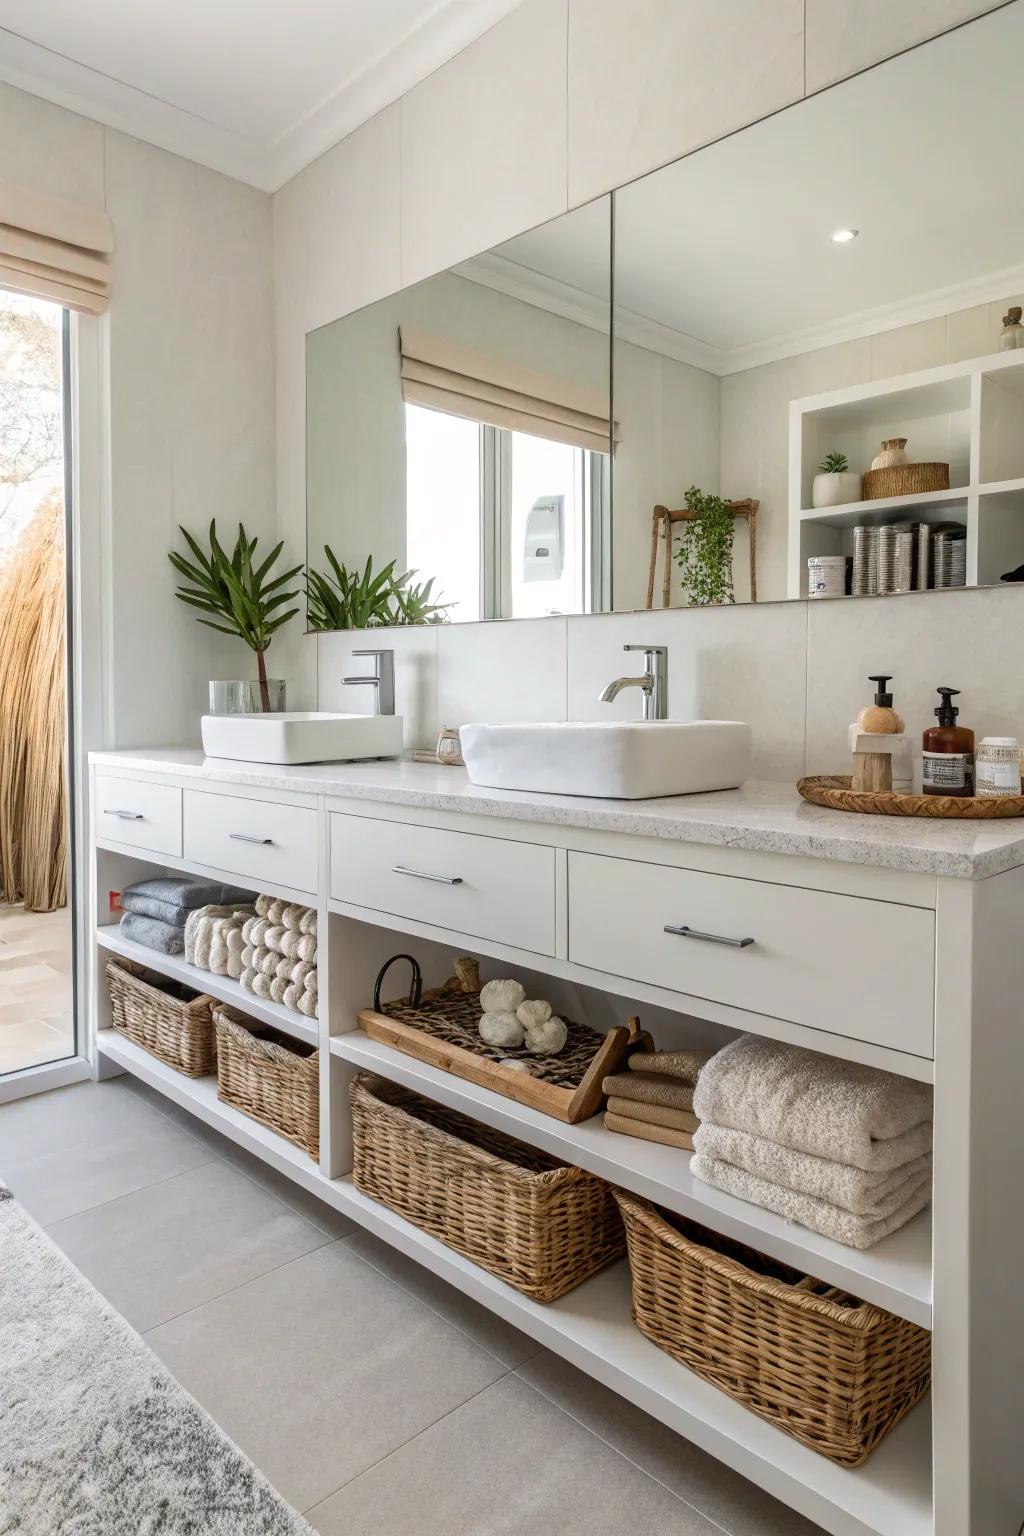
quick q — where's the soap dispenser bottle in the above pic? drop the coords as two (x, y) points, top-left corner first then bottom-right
(850, 675), (907, 792)
(922, 687), (975, 796)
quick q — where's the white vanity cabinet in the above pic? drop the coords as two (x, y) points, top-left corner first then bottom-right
(86, 750), (1024, 1536)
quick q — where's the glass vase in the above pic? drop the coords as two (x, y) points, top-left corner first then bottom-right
(208, 679), (286, 715)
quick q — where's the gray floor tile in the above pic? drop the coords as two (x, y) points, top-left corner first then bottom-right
(121, 1075), (356, 1238)
(147, 1241), (509, 1511)
(0, 1079), (214, 1224)
(342, 1228), (538, 1368)
(47, 1160), (332, 1330)
(518, 1349), (828, 1536)
(307, 1373), (720, 1535)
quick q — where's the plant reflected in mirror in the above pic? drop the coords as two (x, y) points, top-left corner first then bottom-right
(305, 547), (450, 631)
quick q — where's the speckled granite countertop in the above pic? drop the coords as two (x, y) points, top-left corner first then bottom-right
(91, 749), (1024, 880)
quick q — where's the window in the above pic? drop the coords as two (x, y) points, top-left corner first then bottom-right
(404, 403), (609, 622)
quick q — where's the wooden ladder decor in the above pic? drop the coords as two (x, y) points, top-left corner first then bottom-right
(646, 499), (759, 608)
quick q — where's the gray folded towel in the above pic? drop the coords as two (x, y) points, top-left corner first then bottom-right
(693, 1122), (932, 1217)
(692, 1035), (932, 1172)
(122, 877), (253, 925)
(120, 911), (186, 955)
(691, 1152), (932, 1250)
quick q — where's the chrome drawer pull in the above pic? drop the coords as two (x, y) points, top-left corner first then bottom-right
(229, 833), (274, 846)
(664, 923), (755, 949)
(393, 864), (463, 886)
(104, 809), (144, 821)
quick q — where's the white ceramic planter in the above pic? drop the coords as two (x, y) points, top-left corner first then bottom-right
(811, 470), (862, 508)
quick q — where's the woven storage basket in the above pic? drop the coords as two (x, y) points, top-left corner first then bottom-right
(614, 1189), (931, 1466)
(213, 1003), (319, 1157)
(350, 1072), (624, 1301)
(106, 955), (215, 1076)
(862, 462), (949, 500)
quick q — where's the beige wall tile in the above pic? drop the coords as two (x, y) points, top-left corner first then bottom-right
(317, 627), (439, 751)
(400, 0), (569, 287)
(805, 583), (1024, 775)
(805, 0), (1007, 94)
(436, 617), (567, 726)
(567, 0), (803, 205)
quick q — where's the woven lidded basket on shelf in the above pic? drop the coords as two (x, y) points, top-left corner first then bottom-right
(350, 1072), (624, 1301)
(861, 462), (949, 500)
(614, 1189), (931, 1466)
(213, 1003), (319, 1158)
(106, 955), (215, 1076)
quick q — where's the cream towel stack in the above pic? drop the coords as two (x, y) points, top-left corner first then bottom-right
(239, 900), (318, 1017)
(691, 1035), (933, 1249)
(184, 905), (255, 979)
(602, 1048), (715, 1151)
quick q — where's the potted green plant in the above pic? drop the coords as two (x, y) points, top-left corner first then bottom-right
(169, 521), (302, 713)
(812, 450), (861, 509)
(673, 485), (735, 606)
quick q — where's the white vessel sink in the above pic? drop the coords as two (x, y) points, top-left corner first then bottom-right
(201, 711), (404, 765)
(460, 720), (752, 800)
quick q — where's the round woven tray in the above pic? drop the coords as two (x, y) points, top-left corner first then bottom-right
(861, 462), (949, 500)
(797, 775), (1024, 819)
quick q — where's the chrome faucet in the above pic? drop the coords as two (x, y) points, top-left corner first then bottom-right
(598, 644), (668, 721)
(342, 648), (395, 715)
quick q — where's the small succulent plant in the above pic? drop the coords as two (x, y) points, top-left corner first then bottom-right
(818, 451), (850, 474)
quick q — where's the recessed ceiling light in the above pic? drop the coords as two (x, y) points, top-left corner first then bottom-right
(831, 227), (859, 244)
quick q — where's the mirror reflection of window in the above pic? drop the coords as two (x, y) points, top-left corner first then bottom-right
(404, 404), (482, 624)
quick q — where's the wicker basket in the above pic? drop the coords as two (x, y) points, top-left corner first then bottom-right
(614, 1190), (931, 1465)
(797, 774), (1024, 819)
(213, 1003), (319, 1157)
(861, 462), (949, 500)
(106, 955), (215, 1076)
(350, 1072), (624, 1301)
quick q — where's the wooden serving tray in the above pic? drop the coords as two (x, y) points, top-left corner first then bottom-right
(358, 956), (644, 1124)
(798, 775), (1024, 819)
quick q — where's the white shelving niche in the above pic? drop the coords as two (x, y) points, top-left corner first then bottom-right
(788, 347), (1024, 598)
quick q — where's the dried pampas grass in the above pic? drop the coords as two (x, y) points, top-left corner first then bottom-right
(0, 494), (67, 911)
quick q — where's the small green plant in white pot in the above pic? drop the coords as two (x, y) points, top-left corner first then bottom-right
(812, 451), (861, 509)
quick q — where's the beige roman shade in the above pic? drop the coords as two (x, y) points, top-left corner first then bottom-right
(400, 327), (612, 454)
(0, 179), (113, 316)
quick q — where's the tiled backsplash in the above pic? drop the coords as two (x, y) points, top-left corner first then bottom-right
(317, 583), (1024, 782)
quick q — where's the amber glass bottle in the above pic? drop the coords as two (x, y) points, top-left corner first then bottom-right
(922, 686), (974, 796)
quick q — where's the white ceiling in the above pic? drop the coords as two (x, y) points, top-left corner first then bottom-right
(0, 0), (524, 191)
(478, 4), (1024, 374)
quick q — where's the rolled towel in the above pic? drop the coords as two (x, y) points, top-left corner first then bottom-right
(604, 1112), (694, 1151)
(270, 975), (289, 1004)
(602, 1072), (695, 1112)
(258, 947), (278, 977)
(606, 1097), (699, 1134)
(225, 922), (247, 979)
(255, 893), (273, 918)
(691, 1152), (932, 1249)
(185, 905), (255, 972)
(120, 911), (185, 955)
(627, 1048), (714, 1084)
(694, 1122), (932, 1217)
(242, 916), (269, 948)
(283, 980), (318, 1017)
(299, 908), (317, 938)
(692, 1035), (932, 1173)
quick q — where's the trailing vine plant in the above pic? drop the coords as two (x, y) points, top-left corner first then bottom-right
(673, 485), (735, 606)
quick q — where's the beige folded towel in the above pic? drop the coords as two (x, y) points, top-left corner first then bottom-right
(606, 1096), (699, 1134)
(605, 1112), (694, 1151)
(627, 1048), (714, 1084)
(693, 1035), (932, 1172)
(693, 1123), (932, 1217)
(602, 1072), (695, 1111)
(691, 1152), (931, 1249)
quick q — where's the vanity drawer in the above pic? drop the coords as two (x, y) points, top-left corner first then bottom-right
(331, 814), (556, 956)
(183, 791), (318, 895)
(568, 852), (935, 1057)
(94, 774), (182, 857)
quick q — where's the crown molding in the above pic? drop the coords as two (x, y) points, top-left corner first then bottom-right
(0, 0), (524, 194)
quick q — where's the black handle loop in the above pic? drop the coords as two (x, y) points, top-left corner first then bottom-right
(373, 953), (422, 1012)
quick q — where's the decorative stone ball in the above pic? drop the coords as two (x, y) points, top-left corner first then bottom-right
(479, 1010), (526, 1048)
(480, 978), (526, 1014)
(516, 998), (552, 1030)
(525, 1016), (568, 1055)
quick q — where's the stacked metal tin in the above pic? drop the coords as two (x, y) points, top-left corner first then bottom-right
(850, 519), (965, 595)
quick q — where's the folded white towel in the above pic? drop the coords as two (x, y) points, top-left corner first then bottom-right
(185, 905), (255, 976)
(692, 1035), (932, 1172)
(692, 1152), (932, 1249)
(693, 1122), (932, 1217)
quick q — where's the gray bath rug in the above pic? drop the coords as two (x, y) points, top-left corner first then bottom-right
(0, 1182), (313, 1535)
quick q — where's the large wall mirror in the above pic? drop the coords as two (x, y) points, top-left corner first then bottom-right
(305, 1), (1023, 627)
